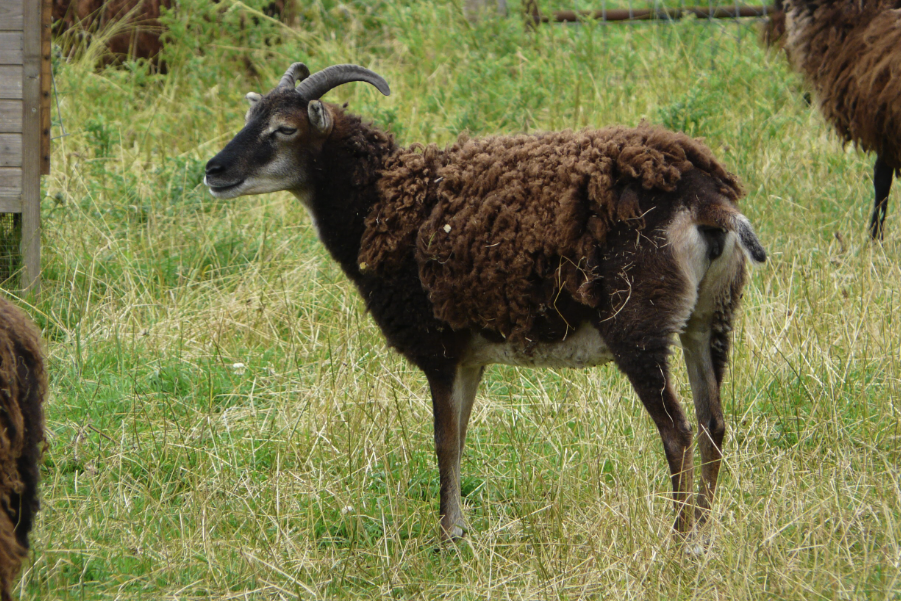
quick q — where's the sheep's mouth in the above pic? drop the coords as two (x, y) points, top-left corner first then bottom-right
(205, 177), (245, 197)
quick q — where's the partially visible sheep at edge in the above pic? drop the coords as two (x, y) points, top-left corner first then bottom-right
(204, 63), (767, 542)
(52, 0), (173, 69)
(51, 0), (291, 72)
(0, 299), (46, 601)
(785, 0), (901, 239)
(760, 0), (786, 47)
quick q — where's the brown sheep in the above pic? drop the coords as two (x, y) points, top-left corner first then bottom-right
(784, 0), (901, 239)
(52, 0), (290, 71)
(0, 298), (46, 601)
(52, 0), (173, 66)
(760, 0), (786, 48)
(204, 63), (766, 541)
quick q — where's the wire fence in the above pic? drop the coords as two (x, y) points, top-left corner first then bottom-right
(525, 0), (777, 21)
(523, 0), (779, 47)
(0, 213), (22, 288)
(523, 0), (781, 71)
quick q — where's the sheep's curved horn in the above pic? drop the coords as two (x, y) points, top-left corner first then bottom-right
(294, 64), (390, 100)
(278, 63), (311, 90)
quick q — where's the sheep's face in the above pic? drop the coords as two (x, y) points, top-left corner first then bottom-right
(205, 63), (388, 200)
(204, 88), (332, 200)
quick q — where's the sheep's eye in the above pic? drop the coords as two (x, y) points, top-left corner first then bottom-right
(275, 127), (297, 136)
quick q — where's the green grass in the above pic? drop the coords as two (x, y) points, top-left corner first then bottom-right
(12, 0), (901, 598)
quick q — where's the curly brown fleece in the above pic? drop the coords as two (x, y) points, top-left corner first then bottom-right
(359, 124), (743, 342)
(0, 299), (46, 601)
(785, 0), (901, 169)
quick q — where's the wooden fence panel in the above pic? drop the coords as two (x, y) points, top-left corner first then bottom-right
(0, 101), (21, 133)
(0, 168), (21, 196)
(0, 67), (22, 99)
(0, 0), (43, 291)
(0, 32), (23, 64)
(0, 0), (23, 31)
(0, 134), (22, 166)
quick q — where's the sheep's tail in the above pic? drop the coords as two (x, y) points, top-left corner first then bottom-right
(696, 202), (767, 264)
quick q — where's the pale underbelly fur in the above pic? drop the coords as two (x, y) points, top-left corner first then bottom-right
(462, 322), (615, 369)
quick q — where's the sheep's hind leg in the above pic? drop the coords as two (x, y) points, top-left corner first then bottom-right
(869, 155), (893, 240)
(605, 340), (695, 534)
(458, 366), (484, 453)
(426, 365), (484, 541)
(680, 260), (743, 539)
(680, 327), (725, 526)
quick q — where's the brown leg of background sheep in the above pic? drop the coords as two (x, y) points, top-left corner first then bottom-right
(680, 329), (725, 524)
(611, 347), (695, 534)
(426, 365), (483, 541)
(870, 155), (893, 240)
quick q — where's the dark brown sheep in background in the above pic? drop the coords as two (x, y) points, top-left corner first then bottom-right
(204, 63), (766, 541)
(784, 0), (901, 239)
(51, 0), (290, 70)
(760, 0), (786, 47)
(0, 299), (46, 601)
(52, 0), (173, 66)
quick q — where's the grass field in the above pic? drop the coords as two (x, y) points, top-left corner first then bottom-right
(11, 0), (901, 598)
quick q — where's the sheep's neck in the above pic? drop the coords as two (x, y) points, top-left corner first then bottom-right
(306, 113), (399, 280)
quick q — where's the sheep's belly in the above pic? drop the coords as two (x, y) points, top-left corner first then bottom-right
(463, 323), (614, 369)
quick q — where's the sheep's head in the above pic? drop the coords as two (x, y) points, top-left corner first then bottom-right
(204, 63), (390, 199)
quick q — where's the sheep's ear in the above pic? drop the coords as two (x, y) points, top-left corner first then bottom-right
(308, 100), (333, 136)
(244, 93), (262, 122)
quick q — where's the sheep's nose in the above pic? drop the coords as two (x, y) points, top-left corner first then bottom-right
(205, 159), (225, 177)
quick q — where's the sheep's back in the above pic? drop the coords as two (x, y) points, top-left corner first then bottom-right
(786, 0), (901, 167)
(362, 124), (743, 342)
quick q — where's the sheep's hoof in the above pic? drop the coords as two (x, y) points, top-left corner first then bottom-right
(684, 541), (707, 558)
(433, 524), (468, 554)
(439, 523), (467, 544)
(683, 530), (716, 557)
(679, 520), (716, 556)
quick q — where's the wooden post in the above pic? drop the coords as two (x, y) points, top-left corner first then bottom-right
(41, 0), (51, 177)
(21, 0), (41, 293)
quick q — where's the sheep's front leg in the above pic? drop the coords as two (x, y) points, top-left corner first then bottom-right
(426, 365), (483, 541)
(870, 155), (894, 240)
